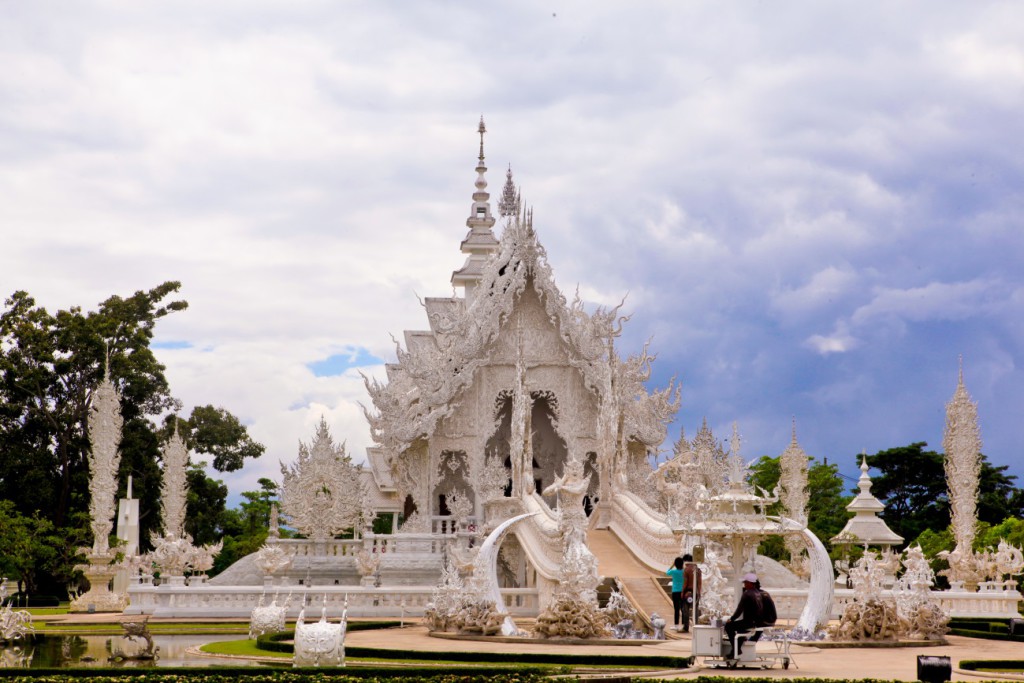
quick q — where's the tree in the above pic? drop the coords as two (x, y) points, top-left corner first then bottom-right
(866, 443), (1023, 543)
(185, 463), (229, 546)
(0, 500), (62, 595)
(975, 517), (1024, 552)
(0, 283), (264, 594)
(161, 407), (265, 473)
(749, 455), (851, 558)
(210, 479), (282, 576)
(806, 460), (850, 546)
(977, 462), (1023, 525)
(0, 284), (185, 530)
(865, 443), (950, 543)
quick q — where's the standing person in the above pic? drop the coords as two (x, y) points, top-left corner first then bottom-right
(681, 553), (699, 632)
(724, 572), (764, 656)
(666, 557), (686, 632)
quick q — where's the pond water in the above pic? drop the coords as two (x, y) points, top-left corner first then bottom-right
(0, 634), (278, 669)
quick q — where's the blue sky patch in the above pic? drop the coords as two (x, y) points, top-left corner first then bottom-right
(152, 340), (193, 350)
(308, 348), (383, 377)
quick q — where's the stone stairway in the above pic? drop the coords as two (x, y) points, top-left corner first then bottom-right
(587, 528), (680, 637)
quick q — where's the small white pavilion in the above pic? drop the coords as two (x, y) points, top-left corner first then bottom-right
(831, 454), (903, 549)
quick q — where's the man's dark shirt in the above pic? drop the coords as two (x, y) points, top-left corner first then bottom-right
(729, 587), (764, 625)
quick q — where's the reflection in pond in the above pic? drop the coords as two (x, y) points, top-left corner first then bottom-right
(0, 634), (274, 668)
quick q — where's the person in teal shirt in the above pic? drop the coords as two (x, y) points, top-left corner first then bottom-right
(667, 556), (686, 631)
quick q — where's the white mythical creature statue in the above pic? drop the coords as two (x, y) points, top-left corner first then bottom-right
(829, 550), (909, 641)
(254, 543), (295, 577)
(423, 556), (465, 632)
(894, 545), (949, 640)
(250, 592), (291, 639)
(293, 596), (348, 667)
(695, 545), (730, 623)
(355, 547), (382, 586)
(994, 540), (1024, 587)
(534, 459), (608, 638)
(544, 458), (600, 601)
(0, 603), (33, 643)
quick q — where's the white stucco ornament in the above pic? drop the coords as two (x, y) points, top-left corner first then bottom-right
(250, 592), (290, 639)
(293, 596), (348, 667)
(281, 418), (365, 540)
(71, 363), (129, 612)
(254, 544), (295, 576)
(942, 361), (983, 586)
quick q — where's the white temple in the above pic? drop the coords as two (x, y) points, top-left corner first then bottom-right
(124, 122), (1021, 626)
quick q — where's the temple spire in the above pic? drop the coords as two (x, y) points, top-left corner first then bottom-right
(498, 164), (521, 218)
(451, 116), (500, 304)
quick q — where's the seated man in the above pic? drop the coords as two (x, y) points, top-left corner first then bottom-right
(723, 572), (765, 656)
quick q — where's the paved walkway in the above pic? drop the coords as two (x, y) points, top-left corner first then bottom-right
(345, 625), (1024, 681)
(48, 611), (1024, 681)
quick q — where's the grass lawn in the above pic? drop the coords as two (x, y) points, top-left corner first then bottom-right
(26, 607), (70, 615)
(36, 623), (251, 635)
(200, 638), (676, 674)
(200, 639), (292, 659)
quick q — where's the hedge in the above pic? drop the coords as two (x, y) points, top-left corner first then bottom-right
(255, 631), (691, 669)
(959, 660), (1024, 671)
(3, 594), (61, 607)
(0, 669), (551, 682)
(946, 616), (1024, 642)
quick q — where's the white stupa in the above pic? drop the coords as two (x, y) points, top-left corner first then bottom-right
(831, 454), (903, 548)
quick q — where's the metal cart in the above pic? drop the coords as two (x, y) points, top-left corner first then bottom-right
(692, 624), (793, 670)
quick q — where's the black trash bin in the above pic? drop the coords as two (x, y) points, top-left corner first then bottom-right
(917, 655), (951, 683)
(1009, 618), (1024, 636)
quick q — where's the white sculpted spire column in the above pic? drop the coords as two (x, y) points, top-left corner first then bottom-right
(70, 361), (129, 612)
(87, 365), (123, 555)
(942, 358), (983, 587)
(160, 424), (189, 540)
(780, 420), (810, 577)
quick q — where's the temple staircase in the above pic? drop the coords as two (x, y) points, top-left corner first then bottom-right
(587, 527), (681, 638)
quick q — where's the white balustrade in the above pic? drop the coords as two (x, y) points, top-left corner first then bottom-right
(125, 583), (538, 618)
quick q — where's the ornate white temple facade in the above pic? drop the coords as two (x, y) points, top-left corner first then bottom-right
(362, 118), (679, 555)
(125, 123), (1021, 624)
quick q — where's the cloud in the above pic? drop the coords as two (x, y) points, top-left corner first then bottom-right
(2, 1), (1024, 502)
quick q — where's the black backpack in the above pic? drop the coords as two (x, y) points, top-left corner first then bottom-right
(759, 589), (777, 626)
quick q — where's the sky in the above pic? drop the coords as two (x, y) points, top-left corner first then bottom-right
(2, 2), (1023, 507)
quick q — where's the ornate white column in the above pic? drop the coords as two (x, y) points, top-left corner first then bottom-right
(942, 359), (983, 588)
(71, 365), (128, 612)
(780, 421), (810, 577)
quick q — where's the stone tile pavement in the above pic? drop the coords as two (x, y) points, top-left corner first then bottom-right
(50, 611), (1024, 681)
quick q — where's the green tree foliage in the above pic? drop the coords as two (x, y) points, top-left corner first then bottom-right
(977, 462), (1024, 524)
(185, 463), (229, 546)
(807, 460), (850, 545)
(212, 478), (283, 576)
(0, 283), (263, 595)
(975, 517), (1024, 552)
(866, 443), (949, 543)
(749, 455), (851, 560)
(867, 443), (1023, 544)
(162, 407), (265, 473)
(0, 500), (86, 595)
